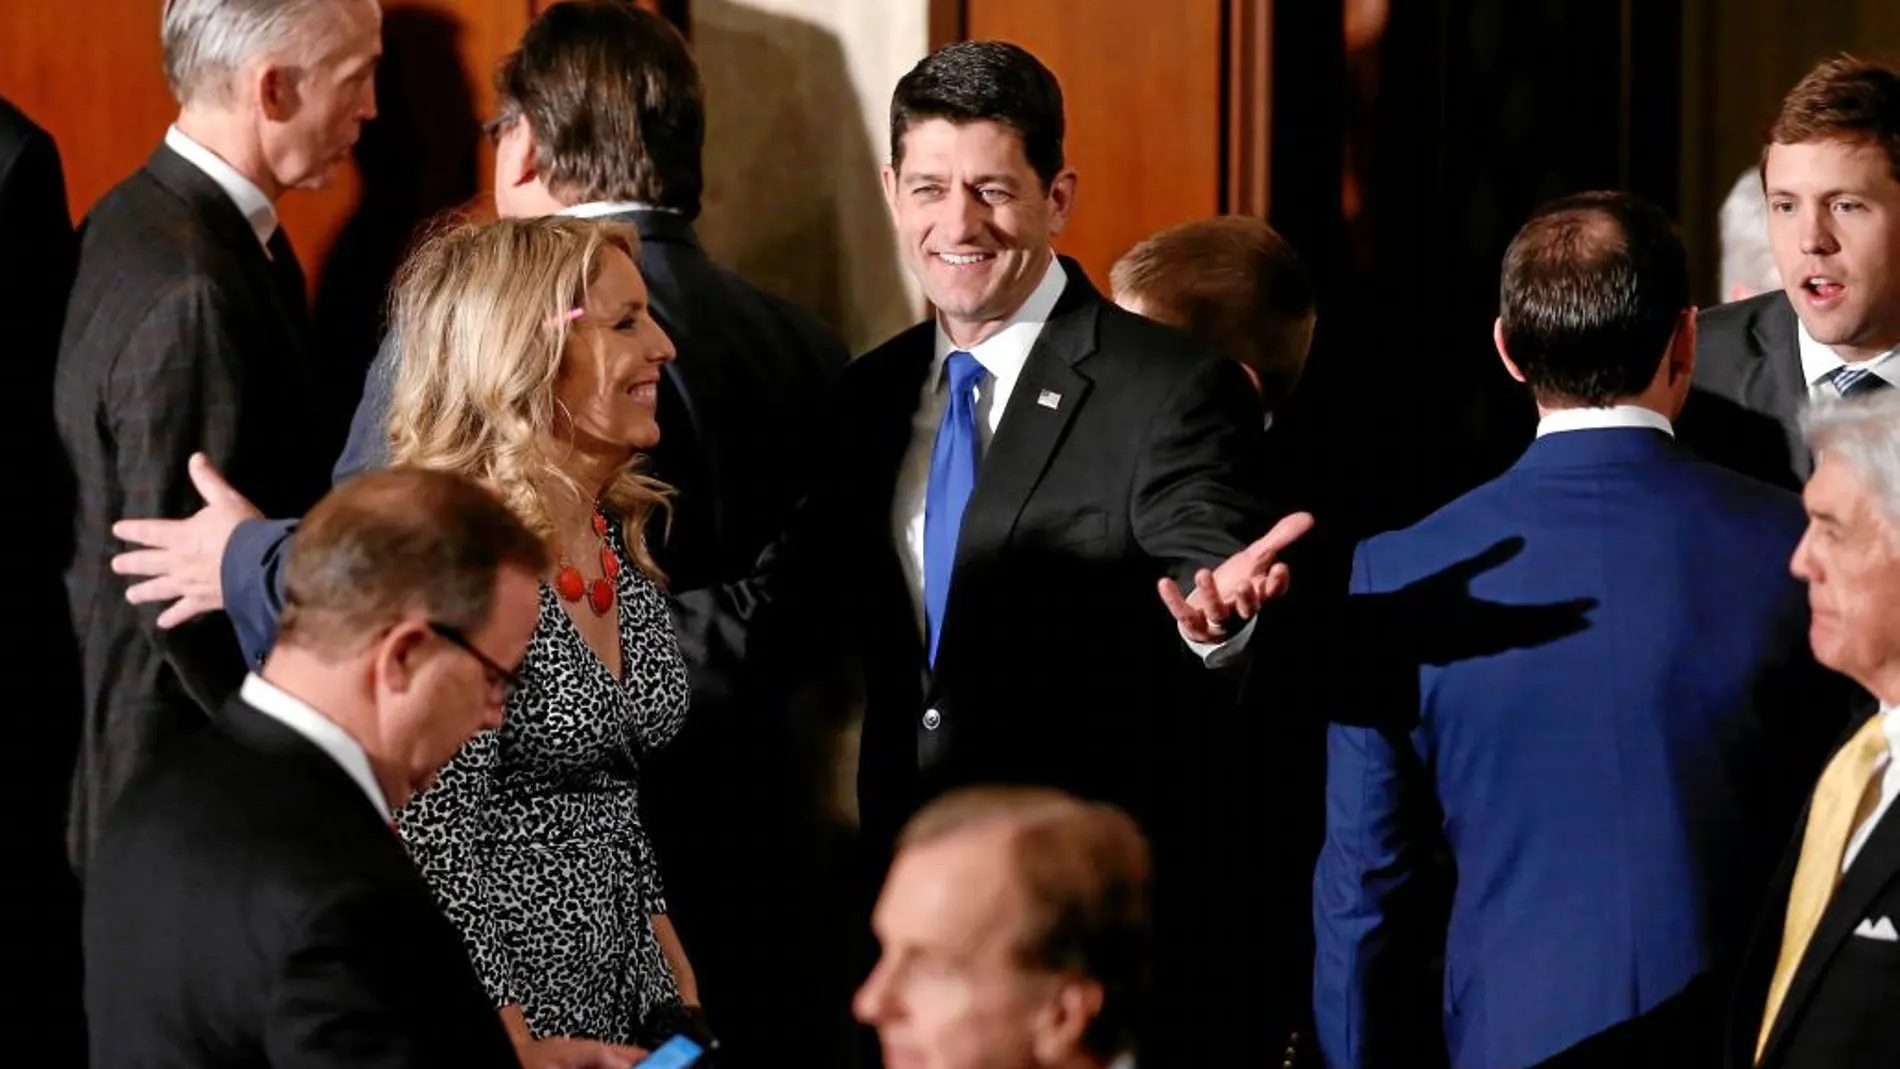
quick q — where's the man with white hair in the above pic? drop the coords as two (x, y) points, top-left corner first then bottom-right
(54, 0), (381, 872)
(1735, 389), (1900, 1068)
(1718, 168), (1780, 303)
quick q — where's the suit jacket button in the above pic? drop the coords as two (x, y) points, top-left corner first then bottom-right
(922, 708), (942, 730)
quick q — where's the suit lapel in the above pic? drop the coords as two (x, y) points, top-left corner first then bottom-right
(1744, 295), (1812, 480)
(950, 261), (1098, 578)
(145, 144), (312, 369)
(1761, 702), (1895, 1062)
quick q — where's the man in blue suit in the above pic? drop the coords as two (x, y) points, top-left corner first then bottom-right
(1312, 191), (1846, 1069)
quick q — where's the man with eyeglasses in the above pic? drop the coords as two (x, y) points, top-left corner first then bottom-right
(84, 468), (640, 1069)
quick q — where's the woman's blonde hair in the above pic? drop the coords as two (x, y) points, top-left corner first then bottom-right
(387, 215), (670, 579)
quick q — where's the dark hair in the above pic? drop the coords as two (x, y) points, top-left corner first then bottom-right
(1767, 54), (1900, 183)
(497, 0), (705, 216)
(1497, 191), (1689, 407)
(278, 468), (550, 658)
(899, 786), (1150, 1060)
(1111, 216), (1317, 409)
(890, 40), (1066, 189)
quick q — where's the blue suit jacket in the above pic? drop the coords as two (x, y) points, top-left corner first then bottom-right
(1312, 426), (1837, 1069)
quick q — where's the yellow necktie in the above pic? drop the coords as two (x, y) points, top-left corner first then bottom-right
(1755, 712), (1890, 1061)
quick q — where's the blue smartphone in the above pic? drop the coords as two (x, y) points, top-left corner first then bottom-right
(636, 1034), (705, 1069)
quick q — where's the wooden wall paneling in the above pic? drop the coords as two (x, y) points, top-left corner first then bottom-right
(1225, 0), (1273, 216)
(961, 0), (1225, 288)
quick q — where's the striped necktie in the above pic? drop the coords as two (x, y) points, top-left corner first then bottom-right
(1829, 365), (1890, 398)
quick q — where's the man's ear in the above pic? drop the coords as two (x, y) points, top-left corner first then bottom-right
(498, 121), (540, 192)
(880, 163), (901, 220)
(1045, 170), (1078, 237)
(1493, 318), (1528, 384)
(1030, 977), (1104, 1064)
(257, 63), (298, 123)
(374, 619), (431, 696)
(1669, 307), (1699, 385)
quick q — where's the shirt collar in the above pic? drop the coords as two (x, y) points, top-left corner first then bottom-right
(1535, 404), (1675, 439)
(1881, 703), (1900, 756)
(164, 125), (277, 250)
(241, 673), (389, 819)
(558, 200), (679, 219)
(1796, 318), (1900, 390)
(931, 254), (1068, 386)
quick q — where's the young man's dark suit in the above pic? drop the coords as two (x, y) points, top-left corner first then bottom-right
(1729, 700), (1900, 1069)
(1679, 291), (1809, 490)
(754, 256), (1277, 856)
(55, 143), (332, 873)
(85, 697), (520, 1069)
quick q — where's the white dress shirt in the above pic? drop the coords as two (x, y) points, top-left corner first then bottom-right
(163, 125), (277, 251)
(1843, 704), (1900, 873)
(241, 673), (389, 820)
(1534, 403), (1675, 439)
(1796, 319), (1900, 400)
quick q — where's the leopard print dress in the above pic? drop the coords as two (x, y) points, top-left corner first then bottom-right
(397, 517), (690, 1045)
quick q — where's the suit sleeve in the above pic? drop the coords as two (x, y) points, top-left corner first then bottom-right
(665, 360), (863, 700)
(1131, 353), (1276, 663)
(393, 731), (523, 1011)
(105, 281), (254, 711)
(267, 880), (517, 1069)
(1312, 545), (1438, 1069)
(222, 332), (398, 664)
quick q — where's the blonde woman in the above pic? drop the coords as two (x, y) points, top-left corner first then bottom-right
(386, 216), (698, 1060)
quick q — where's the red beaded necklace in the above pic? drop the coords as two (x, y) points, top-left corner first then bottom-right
(554, 511), (620, 616)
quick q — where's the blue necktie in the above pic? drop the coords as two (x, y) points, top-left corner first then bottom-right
(1831, 365), (1892, 398)
(923, 351), (985, 666)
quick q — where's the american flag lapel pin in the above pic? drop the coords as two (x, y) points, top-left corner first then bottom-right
(1036, 389), (1062, 410)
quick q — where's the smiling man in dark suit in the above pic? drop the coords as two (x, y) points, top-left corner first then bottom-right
(55, 0), (382, 873)
(1682, 55), (1900, 489)
(1734, 389), (1900, 1069)
(813, 41), (1302, 857)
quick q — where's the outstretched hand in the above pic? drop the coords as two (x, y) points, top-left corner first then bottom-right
(1157, 510), (1316, 643)
(110, 452), (260, 628)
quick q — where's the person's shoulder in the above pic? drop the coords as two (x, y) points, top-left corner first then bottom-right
(1696, 291), (1789, 355)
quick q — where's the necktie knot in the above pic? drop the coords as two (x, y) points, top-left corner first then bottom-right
(1829, 364), (1890, 398)
(944, 350), (985, 396)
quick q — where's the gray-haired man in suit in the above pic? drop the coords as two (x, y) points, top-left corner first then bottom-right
(55, 0), (381, 872)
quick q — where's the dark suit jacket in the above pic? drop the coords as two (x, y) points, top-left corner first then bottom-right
(1680, 291), (1809, 490)
(1314, 427), (1840, 1069)
(1731, 701), (1900, 1069)
(55, 143), (333, 872)
(85, 696), (519, 1069)
(0, 94), (86, 1062)
(748, 257), (1275, 851)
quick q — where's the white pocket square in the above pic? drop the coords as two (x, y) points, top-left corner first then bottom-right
(1853, 916), (1899, 942)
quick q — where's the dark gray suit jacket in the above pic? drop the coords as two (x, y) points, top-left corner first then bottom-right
(55, 144), (333, 872)
(1679, 291), (1810, 490)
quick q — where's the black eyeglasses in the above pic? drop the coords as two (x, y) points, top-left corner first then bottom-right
(480, 112), (518, 144)
(428, 621), (523, 703)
